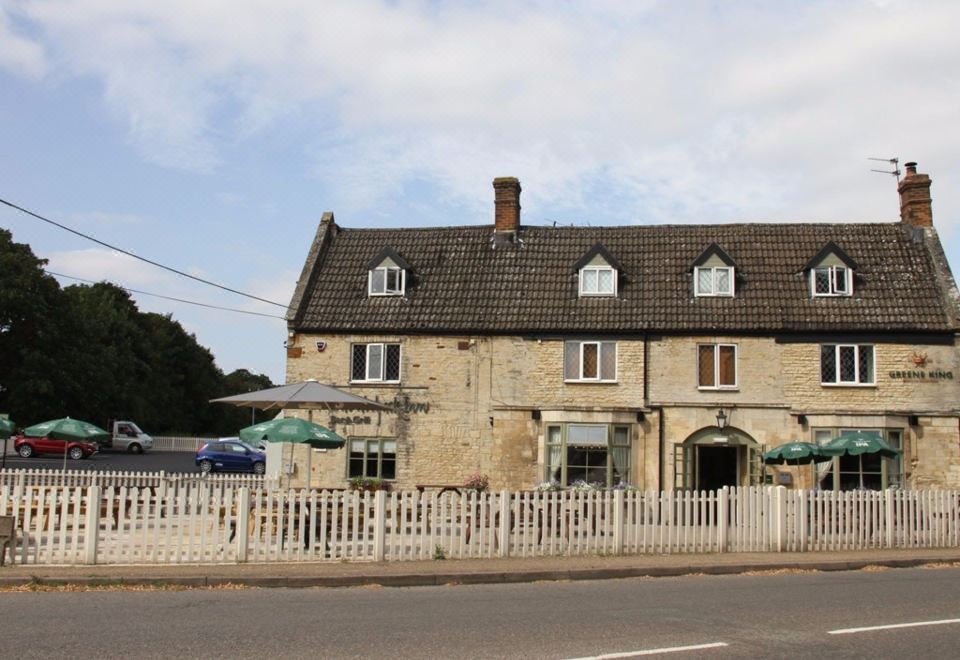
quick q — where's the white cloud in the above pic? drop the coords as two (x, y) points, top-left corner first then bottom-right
(46, 248), (169, 287)
(65, 210), (146, 226)
(10, 0), (960, 234)
(0, 4), (46, 77)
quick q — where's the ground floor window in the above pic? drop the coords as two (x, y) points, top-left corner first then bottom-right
(347, 438), (397, 480)
(812, 428), (903, 490)
(545, 423), (631, 487)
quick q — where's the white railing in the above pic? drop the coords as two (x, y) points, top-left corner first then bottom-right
(0, 468), (273, 491)
(150, 436), (212, 452)
(1, 485), (958, 566)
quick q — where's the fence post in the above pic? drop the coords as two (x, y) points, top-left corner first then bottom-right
(717, 487), (728, 552)
(373, 489), (386, 561)
(774, 486), (787, 552)
(884, 489), (895, 549)
(83, 485), (101, 564)
(498, 490), (511, 558)
(613, 489), (624, 555)
(235, 487), (250, 562)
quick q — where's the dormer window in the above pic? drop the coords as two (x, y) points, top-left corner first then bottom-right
(692, 243), (736, 298)
(812, 265), (850, 296)
(580, 266), (616, 296)
(574, 243), (623, 298)
(369, 266), (405, 296)
(366, 247), (411, 298)
(806, 242), (856, 298)
(695, 266), (733, 297)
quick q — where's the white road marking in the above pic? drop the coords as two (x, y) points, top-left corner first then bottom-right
(829, 618), (960, 635)
(564, 641), (729, 659)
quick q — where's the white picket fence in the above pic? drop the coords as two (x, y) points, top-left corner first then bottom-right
(0, 468), (272, 491)
(1, 485), (958, 566)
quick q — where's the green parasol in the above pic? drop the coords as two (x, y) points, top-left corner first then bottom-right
(23, 417), (110, 443)
(763, 442), (832, 465)
(239, 417), (345, 449)
(0, 418), (15, 435)
(820, 431), (900, 490)
(764, 441), (832, 490)
(820, 431), (900, 458)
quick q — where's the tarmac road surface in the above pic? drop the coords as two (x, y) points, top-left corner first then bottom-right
(0, 446), (200, 473)
(3, 566), (960, 659)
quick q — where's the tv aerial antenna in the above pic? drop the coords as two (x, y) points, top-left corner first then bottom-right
(868, 157), (900, 180)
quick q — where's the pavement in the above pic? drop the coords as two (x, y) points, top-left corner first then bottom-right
(2, 547), (959, 589)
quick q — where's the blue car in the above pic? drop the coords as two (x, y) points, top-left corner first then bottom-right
(196, 439), (266, 475)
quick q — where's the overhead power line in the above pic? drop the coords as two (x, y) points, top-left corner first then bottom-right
(45, 270), (287, 320)
(0, 196), (288, 308)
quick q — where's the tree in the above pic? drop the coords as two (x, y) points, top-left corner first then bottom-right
(0, 229), (276, 434)
(212, 368), (277, 435)
(0, 228), (67, 423)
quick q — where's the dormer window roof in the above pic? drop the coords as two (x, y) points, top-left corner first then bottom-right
(367, 247), (410, 297)
(573, 244), (622, 297)
(805, 242), (856, 297)
(692, 244), (736, 297)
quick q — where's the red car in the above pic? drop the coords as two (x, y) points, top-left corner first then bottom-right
(14, 435), (99, 460)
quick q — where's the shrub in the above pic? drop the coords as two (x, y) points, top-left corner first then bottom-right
(534, 480), (563, 492)
(348, 477), (392, 492)
(463, 472), (490, 492)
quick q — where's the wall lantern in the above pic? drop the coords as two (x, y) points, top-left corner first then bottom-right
(716, 408), (728, 430)
(797, 414), (808, 426)
(636, 411), (646, 423)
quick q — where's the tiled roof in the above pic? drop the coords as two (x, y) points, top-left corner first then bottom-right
(290, 222), (958, 334)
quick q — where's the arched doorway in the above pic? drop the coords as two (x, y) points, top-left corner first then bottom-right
(674, 427), (764, 490)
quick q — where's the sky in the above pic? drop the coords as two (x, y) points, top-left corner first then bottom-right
(2, 0), (959, 384)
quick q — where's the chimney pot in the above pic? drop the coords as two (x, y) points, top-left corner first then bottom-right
(493, 177), (521, 233)
(897, 161), (933, 227)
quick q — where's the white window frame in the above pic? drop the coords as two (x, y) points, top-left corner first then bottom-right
(812, 427), (904, 491)
(820, 343), (875, 386)
(368, 266), (405, 296)
(351, 342), (401, 383)
(694, 266), (734, 297)
(564, 341), (618, 383)
(545, 423), (632, 487)
(697, 343), (739, 390)
(347, 438), (397, 480)
(811, 265), (852, 297)
(579, 266), (617, 297)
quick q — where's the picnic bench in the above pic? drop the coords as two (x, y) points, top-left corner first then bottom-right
(415, 484), (462, 495)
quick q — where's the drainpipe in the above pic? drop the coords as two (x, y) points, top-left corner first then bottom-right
(643, 334), (666, 491)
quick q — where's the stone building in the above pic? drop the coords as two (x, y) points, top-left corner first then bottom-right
(284, 164), (960, 491)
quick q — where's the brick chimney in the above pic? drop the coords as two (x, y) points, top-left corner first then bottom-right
(898, 162), (933, 227)
(493, 177), (521, 233)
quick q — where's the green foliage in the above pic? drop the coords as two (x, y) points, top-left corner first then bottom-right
(348, 477), (392, 492)
(0, 229), (275, 435)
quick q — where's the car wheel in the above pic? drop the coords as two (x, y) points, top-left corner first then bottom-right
(253, 462), (266, 475)
(128, 443), (143, 454)
(199, 459), (214, 474)
(18, 444), (34, 458)
(68, 446), (85, 460)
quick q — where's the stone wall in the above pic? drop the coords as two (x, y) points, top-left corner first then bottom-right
(283, 331), (960, 491)
(285, 333), (649, 490)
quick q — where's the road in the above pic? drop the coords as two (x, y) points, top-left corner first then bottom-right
(3, 567), (960, 658)
(0, 447), (199, 473)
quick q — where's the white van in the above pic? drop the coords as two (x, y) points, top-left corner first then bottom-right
(109, 421), (153, 453)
